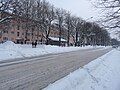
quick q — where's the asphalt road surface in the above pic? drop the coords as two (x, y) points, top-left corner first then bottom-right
(0, 47), (112, 90)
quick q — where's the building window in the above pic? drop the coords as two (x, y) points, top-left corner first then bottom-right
(22, 33), (24, 35)
(11, 31), (14, 34)
(3, 37), (8, 40)
(17, 32), (20, 36)
(3, 30), (8, 33)
(17, 25), (20, 30)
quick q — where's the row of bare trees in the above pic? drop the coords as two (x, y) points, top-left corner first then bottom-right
(0, 0), (111, 46)
(96, 0), (120, 28)
(95, 0), (120, 44)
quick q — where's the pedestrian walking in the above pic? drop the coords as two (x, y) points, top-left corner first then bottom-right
(35, 40), (37, 48)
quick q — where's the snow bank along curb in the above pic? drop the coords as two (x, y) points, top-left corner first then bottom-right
(43, 49), (120, 90)
(0, 41), (109, 61)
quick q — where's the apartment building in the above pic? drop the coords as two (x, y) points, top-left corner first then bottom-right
(0, 12), (74, 45)
(0, 12), (46, 44)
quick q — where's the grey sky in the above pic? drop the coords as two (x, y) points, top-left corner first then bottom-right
(47, 0), (99, 21)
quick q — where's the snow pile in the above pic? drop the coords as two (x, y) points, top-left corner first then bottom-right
(0, 41), (111, 61)
(43, 49), (120, 90)
(0, 41), (21, 50)
(19, 45), (47, 57)
(0, 41), (22, 60)
(44, 45), (110, 54)
(44, 45), (80, 54)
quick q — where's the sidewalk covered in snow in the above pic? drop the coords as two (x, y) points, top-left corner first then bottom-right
(0, 41), (107, 61)
(43, 48), (120, 90)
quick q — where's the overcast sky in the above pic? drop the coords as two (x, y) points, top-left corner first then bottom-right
(47, 0), (100, 21)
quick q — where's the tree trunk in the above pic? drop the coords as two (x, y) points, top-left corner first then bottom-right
(75, 28), (78, 46)
(67, 27), (70, 47)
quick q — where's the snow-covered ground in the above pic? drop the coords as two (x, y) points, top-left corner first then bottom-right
(43, 48), (120, 90)
(0, 41), (109, 61)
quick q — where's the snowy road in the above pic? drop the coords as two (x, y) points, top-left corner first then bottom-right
(0, 48), (112, 90)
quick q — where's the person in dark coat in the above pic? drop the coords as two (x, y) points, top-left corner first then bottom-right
(32, 41), (34, 48)
(35, 40), (37, 48)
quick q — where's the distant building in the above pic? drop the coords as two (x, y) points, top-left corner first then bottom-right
(0, 12), (45, 44)
(0, 12), (74, 45)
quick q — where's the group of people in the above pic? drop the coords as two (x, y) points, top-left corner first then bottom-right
(32, 40), (37, 48)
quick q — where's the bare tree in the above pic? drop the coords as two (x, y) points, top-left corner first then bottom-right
(95, 0), (120, 28)
(0, 0), (14, 23)
(56, 8), (66, 46)
(20, 0), (34, 43)
(44, 4), (56, 44)
(36, 0), (56, 45)
(65, 12), (72, 46)
(70, 16), (84, 46)
(95, 0), (120, 41)
(35, 0), (45, 43)
(0, 0), (18, 39)
(0, 0), (111, 46)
